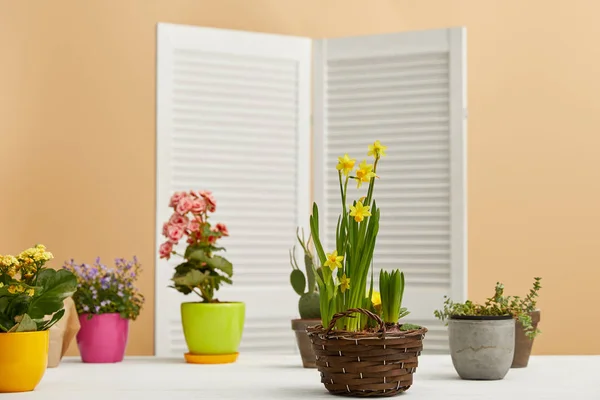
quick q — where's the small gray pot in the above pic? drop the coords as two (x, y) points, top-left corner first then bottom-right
(449, 315), (515, 380)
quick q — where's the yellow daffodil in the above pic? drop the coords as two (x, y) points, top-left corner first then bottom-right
(340, 274), (351, 293)
(324, 250), (344, 271)
(336, 154), (356, 176)
(371, 291), (381, 307)
(354, 160), (376, 188)
(368, 140), (387, 158)
(27, 288), (34, 297)
(349, 201), (372, 223)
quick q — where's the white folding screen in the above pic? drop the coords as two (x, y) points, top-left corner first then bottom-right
(313, 28), (467, 353)
(156, 24), (466, 356)
(155, 23), (311, 357)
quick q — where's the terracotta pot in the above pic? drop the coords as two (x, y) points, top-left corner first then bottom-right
(511, 310), (541, 368)
(291, 318), (320, 368)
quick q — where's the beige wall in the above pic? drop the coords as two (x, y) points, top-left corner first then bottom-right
(1, 0), (599, 356)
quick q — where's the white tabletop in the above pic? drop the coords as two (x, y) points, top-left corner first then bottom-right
(13, 355), (599, 399)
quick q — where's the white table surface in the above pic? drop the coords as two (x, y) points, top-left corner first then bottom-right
(9, 355), (599, 399)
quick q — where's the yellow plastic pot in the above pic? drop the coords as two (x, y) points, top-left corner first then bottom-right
(0, 330), (49, 392)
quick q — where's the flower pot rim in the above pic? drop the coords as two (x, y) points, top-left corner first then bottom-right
(79, 312), (123, 316)
(79, 312), (129, 319)
(450, 314), (513, 321)
(0, 330), (48, 336)
(181, 301), (244, 305)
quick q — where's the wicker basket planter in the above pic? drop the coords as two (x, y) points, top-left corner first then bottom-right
(307, 308), (427, 397)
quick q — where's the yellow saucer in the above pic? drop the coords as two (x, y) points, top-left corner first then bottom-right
(184, 352), (239, 364)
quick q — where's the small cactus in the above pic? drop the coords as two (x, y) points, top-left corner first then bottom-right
(289, 228), (321, 319)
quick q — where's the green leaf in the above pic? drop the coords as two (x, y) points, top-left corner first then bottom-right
(189, 251), (233, 277)
(184, 244), (203, 259)
(310, 203), (326, 265)
(169, 284), (193, 295)
(27, 269), (78, 320)
(290, 269), (306, 296)
(172, 269), (208, 286)
(6, 294), (31, 320)
(40, 308), (66, 331)
(398, 307), (410, 320)
(15, 313), (37, 332)
(174, 262), (194, 275)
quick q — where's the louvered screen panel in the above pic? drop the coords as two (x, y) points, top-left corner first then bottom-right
(314, 29), (466, 354)
(156, 23), (311, 357)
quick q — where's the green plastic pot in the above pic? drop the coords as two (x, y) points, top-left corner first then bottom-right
(181, 302), (245, 355)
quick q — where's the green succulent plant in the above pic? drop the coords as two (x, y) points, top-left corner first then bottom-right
(434, 277), (543, 339)
(289, 228), (321, 319)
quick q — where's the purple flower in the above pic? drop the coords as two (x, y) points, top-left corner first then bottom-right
(83, 305), (90, 312)
(100, 276), (111, 289)
(95, 305), (100, 313)
(117, 291), (124, 297)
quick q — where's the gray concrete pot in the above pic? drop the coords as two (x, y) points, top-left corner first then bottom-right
(449, 315), (515, 380)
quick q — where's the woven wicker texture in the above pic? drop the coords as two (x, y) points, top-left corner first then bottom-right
(307, 308), (427, 397)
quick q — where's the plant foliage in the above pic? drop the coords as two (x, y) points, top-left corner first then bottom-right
(310, 141), (413, 331)
(159, 190), (232, 303)
(434, 277), (543, 339)
(0, 245), (77, 332)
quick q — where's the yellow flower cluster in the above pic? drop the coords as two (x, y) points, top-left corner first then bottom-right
(6, 284), (34, 296)
(17, 244), (53, 278)
(0, 255), (19, 278)
(18, 244), (54, 264)
(336, 140), (387, 189)
(323, 141), (389, 295)
(323, 251), (351, 293)
(0, 244), (53, 279)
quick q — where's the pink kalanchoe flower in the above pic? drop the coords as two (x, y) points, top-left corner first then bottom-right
(162, 222), (169, 236)
(215, 223), (229, 236)
(188, 219), (201, 233)
(190, 198), (206, 214)
(167, 225), (184, 243)
(208, 235), (217, 244)
(200, 191), (217, 212)
(176, 195), (194, 215)
(169, 191), (186, 208)
(169, 213), (189, 228)
(159, 242), (173, 259)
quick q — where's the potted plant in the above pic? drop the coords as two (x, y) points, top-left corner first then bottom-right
(306, 141), (427, 397)
(507, 277), (542, 368)
(159, 189), (244, 364)
(289, 228), (321, 368)
(0, 244), (77, 392)
(434, 281), (540, 380)
(63, 257), (144, 363)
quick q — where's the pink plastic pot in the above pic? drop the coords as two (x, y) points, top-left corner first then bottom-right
(76, 313), (129, 363)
